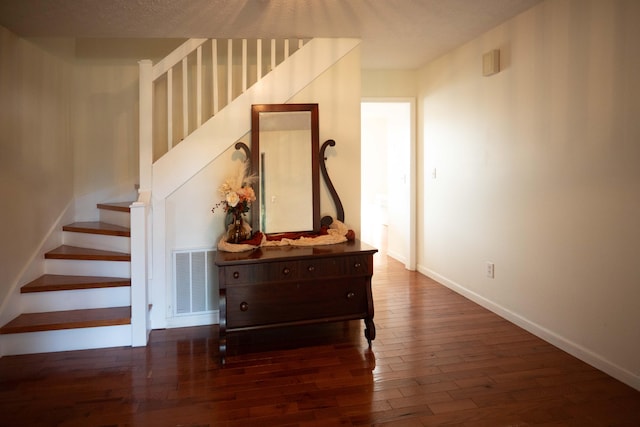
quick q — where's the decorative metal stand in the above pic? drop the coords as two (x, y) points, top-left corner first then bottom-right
(320, 139), (345, 225)
(234, 142), (251, 168)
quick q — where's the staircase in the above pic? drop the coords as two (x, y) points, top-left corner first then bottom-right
(0, 202), (135, 355)
(0, 37), (359, 355)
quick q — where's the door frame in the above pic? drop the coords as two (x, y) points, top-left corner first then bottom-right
(361, 97), (416, 271)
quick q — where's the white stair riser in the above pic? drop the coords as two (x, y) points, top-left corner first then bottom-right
(99, 209), (131, 228)
(62, 231), (131, 253)
(45, 259), (131, 278)
(1, 325), (132, 356)
(22, 287), (131, 313)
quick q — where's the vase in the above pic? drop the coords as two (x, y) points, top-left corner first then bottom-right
(227, 212), (249, 243)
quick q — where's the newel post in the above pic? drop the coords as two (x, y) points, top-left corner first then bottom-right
(133, 60), (153, 346)
(138, 60), (153, 191)
(130, 191), (151, 346)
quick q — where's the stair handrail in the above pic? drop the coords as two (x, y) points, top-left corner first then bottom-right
(151, 39), (208, 80)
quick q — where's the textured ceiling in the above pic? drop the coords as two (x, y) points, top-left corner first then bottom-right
(0, 0), (542, 69)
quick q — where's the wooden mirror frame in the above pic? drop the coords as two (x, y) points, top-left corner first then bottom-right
(250, 103), (321, 234)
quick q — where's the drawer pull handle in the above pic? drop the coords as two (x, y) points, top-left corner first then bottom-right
(233, 271), (240, 279)
(354, 262), (362, 269)
(240, 302), (249, 312)
(282, 267), (291, 275)
(307, 265), (315, 272)
(346, 291), (356, 299)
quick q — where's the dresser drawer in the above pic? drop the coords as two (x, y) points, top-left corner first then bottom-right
(299, 254), (372, 279)
(221, 260), (300, 285)
(221, 254), (372, 287)
(226, 279), (369, 329)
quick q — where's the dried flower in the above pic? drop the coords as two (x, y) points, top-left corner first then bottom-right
(225, 191), (240, 207)
(212, 161), (256, 217)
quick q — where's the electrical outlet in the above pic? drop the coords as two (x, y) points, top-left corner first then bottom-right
(486, 262), (495, 278)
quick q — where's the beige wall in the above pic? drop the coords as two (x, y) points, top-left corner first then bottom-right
(293, 48), (363, 232)
(362, 69), (418, 98)
(417, 0), (639, 387)
(0, 27), (74, 306)
(362, 69), (417, 98)
(70, 39), (182, 219)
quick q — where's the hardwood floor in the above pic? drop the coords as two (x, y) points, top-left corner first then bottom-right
(1, 254), (638, 426)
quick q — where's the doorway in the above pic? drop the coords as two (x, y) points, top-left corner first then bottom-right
(361, 99), (416, 270)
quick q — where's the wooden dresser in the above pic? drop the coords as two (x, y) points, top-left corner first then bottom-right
(215, 240), (377, 362)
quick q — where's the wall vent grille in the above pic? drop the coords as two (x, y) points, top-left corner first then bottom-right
(173, 249), (216, 315)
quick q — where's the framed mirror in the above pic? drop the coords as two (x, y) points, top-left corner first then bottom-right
(251, 104), (320, 234)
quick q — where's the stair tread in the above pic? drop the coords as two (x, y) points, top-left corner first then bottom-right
(97, 201), (134, 213)
(0, 307), (131, 334)
(21, 274), (130, 293)
(45, 245), (130, 261)
(63, 221), (131, 237)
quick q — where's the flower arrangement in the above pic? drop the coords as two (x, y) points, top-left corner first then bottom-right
(214, 181), (256, 217)
(212, 162), (256, 243)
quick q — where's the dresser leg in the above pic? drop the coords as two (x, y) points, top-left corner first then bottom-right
(219, 338), (226, 365)
(219, 288), (227, 365)
(364, 317), (376, 345)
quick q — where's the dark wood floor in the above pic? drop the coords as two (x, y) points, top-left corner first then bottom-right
(1, 254), (638, 426)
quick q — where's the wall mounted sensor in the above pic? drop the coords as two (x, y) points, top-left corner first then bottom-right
(483, 49), (500, 76)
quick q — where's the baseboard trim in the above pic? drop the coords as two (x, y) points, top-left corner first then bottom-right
(165, 311), (220, 329)
(418, 265), (640, 391)
(386, 249), (406, 266)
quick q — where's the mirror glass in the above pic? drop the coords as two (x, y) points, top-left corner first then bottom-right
(251, 104), (320, 234)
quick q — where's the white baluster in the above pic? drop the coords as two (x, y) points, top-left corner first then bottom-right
(271, 39), (276, 71)
(227, 39), (233, 105)
(167, 67), (173, 150)
(212, 39), (219, 115)
(257, 39), (262, 80)
(138, 60), (152, 191)
(196, 45), (202, 127)
(242, 39), (247, 92)
(182, 58), (189, 139)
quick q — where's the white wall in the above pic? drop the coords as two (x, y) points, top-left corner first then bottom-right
(417, 0), (640, 388)
(0, 27), (74, 308)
